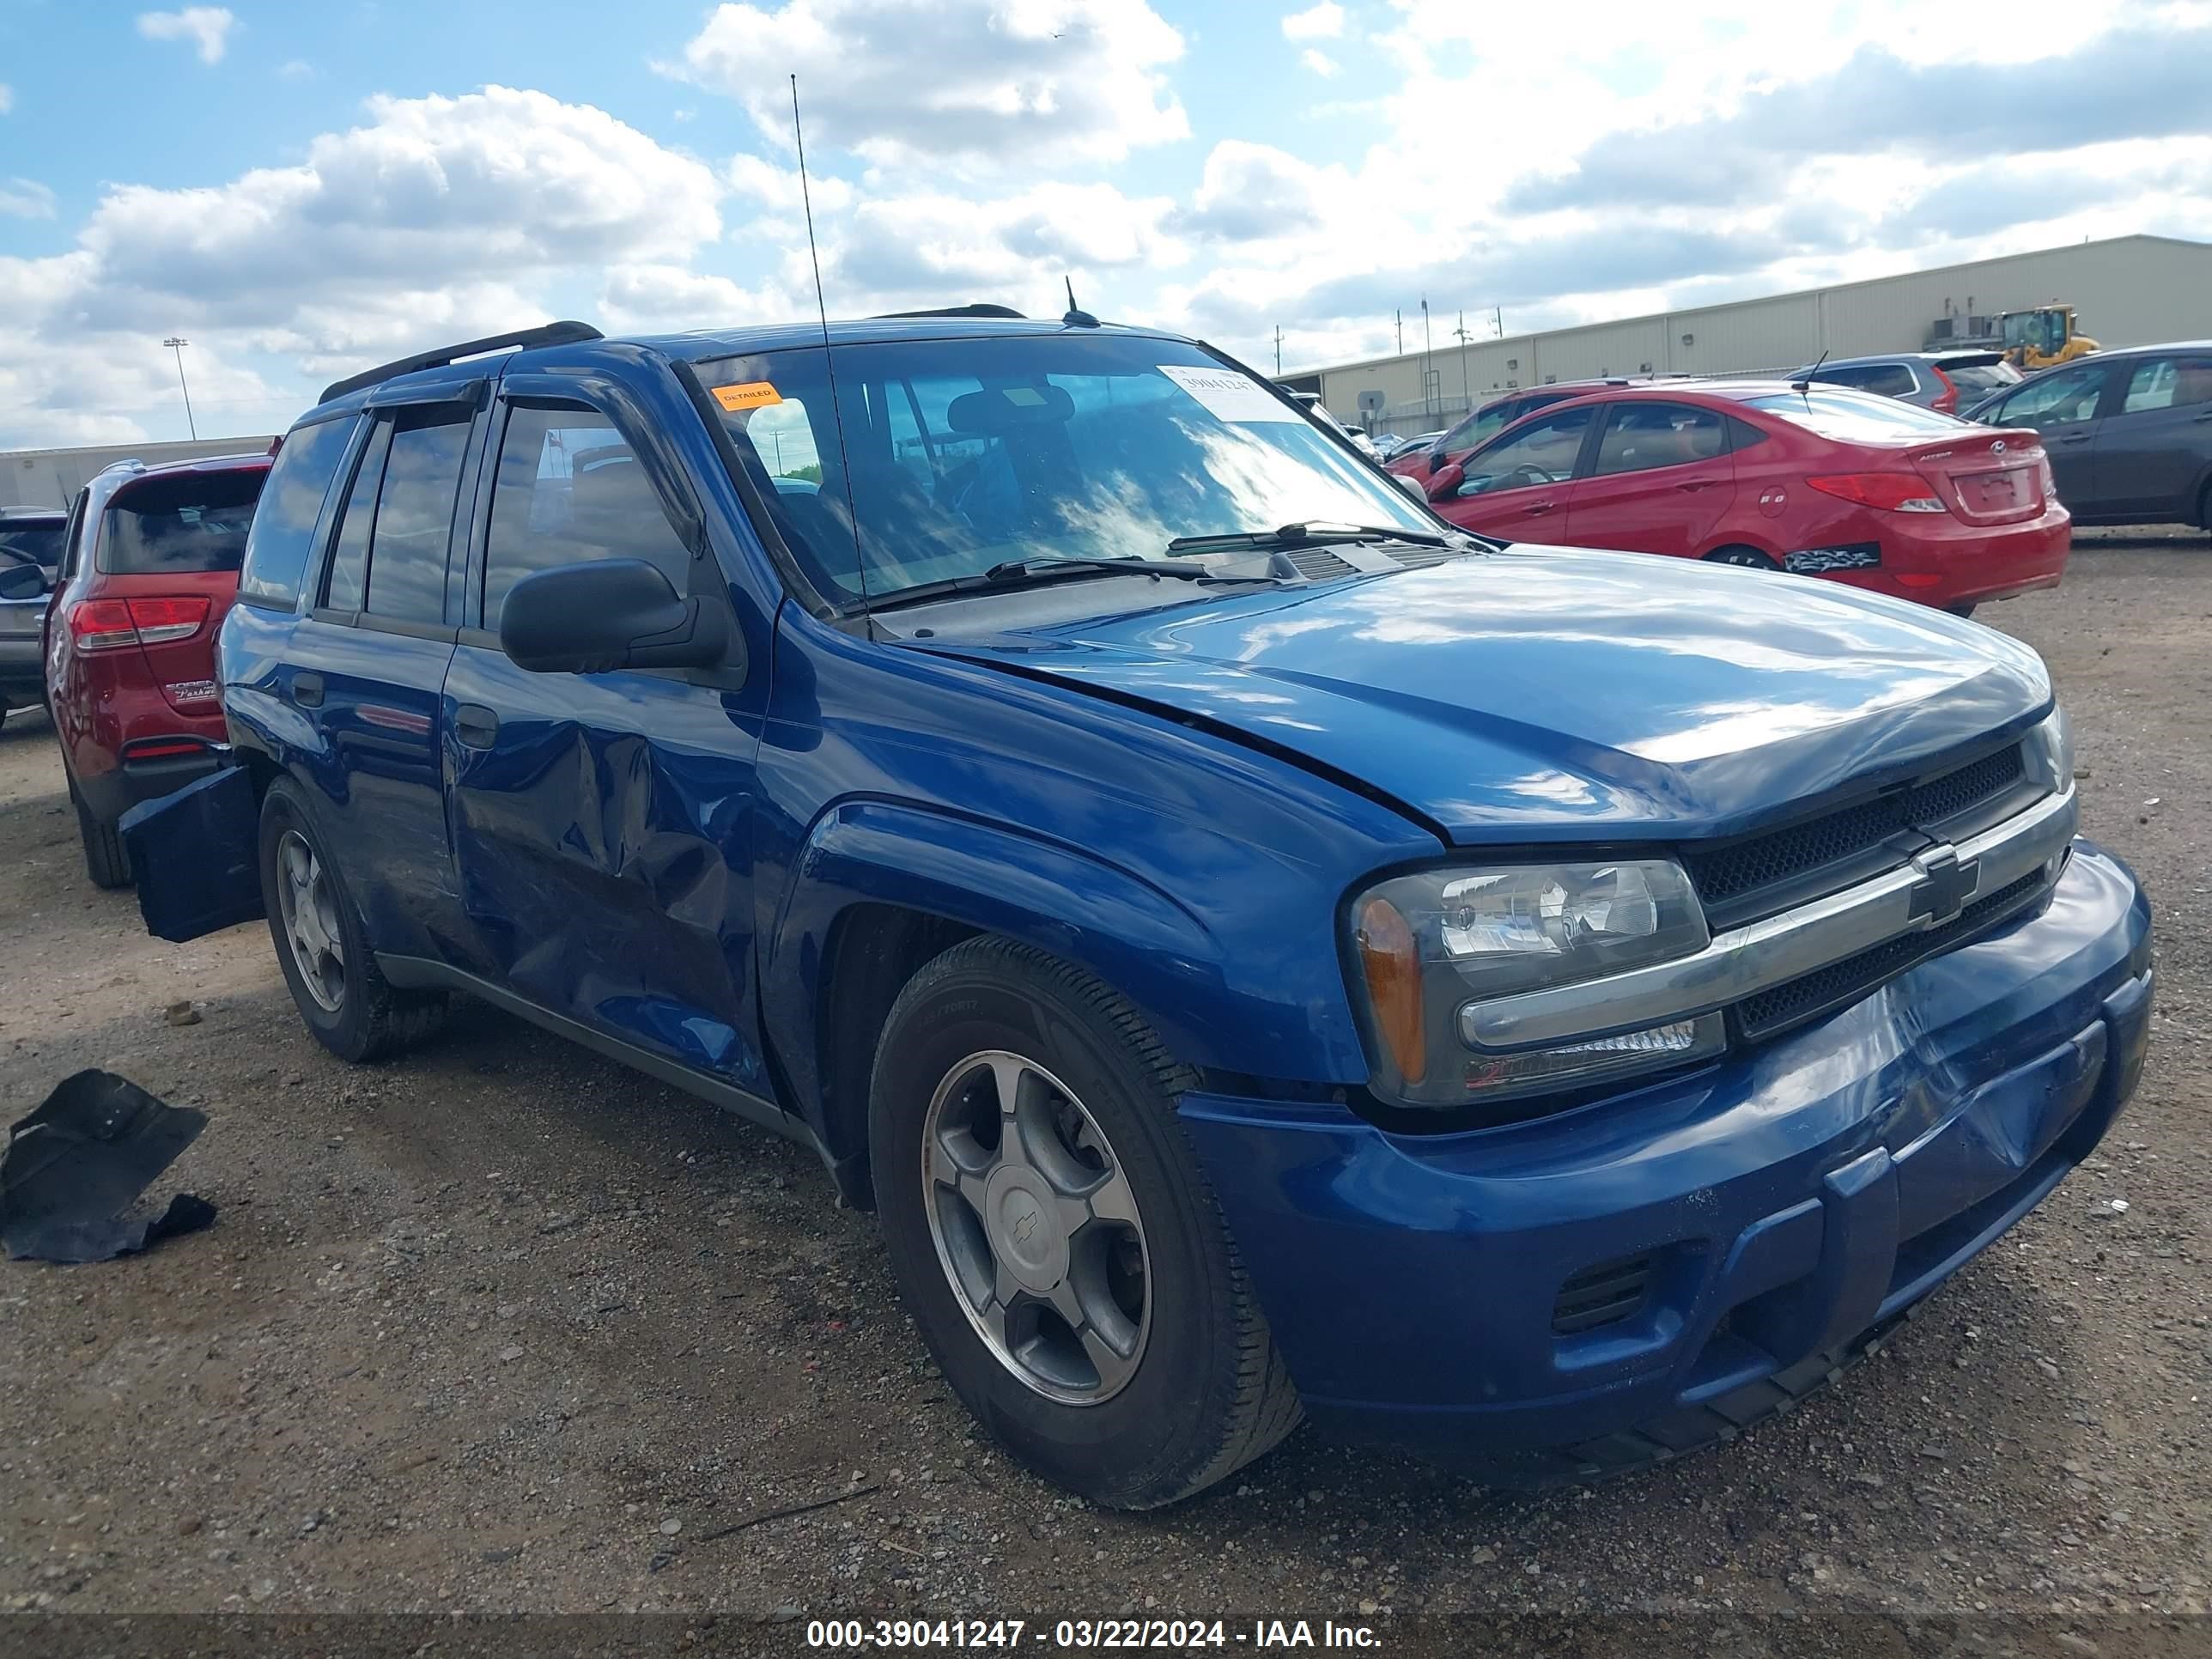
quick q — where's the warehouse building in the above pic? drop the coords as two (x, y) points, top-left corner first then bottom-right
(1, 434), (277, 510)
(1285, 234), (2212, 439)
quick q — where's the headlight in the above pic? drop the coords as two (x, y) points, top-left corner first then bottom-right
(2023, 704), (2074, 795)
(1351, 860), (1721, 1110)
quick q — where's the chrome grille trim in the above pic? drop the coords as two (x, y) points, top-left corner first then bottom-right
(1459, 787), (2079, 1053)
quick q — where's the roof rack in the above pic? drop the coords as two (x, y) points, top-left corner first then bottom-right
(319, 320), (604, 406)
(869, 303), (1027, 320)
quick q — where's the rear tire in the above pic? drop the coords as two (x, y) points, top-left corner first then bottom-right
(1703, 546), (1778, 570)
(258, 778), (446, 1063)
(869, 937), (1300, 1509)
(70, 775), (132, 890)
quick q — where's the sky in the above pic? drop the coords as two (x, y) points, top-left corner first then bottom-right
(3, 0), (2211, 447)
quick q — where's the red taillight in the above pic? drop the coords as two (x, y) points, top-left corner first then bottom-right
(1805, 472), (1949, 514)
(126, 596), (210, 643)
(64, 595), (210, 651)
(1929, 364), (1960, 414)
(67, 599), (139, 652)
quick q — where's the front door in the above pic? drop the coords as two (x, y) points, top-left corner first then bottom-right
(441, 380), (775, 1096)
(2092, 353), (2212, 521)
(1432, 403), (1599, 543)
(1985, 362), (2110, 512)
(1559, 400), (1736, 557)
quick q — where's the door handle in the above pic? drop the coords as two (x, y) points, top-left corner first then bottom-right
(1674, 479), (1718, 491)
(454, 703), (500, 750)
(2057, 431), (2092, 443)
(2193, 408), (2212, 422)
(291, 672), (324, 708)
(1524, 499), (1556, 514)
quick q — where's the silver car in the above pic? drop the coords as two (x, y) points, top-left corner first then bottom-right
(1786, 351), (2021, 416)
(0, 505), (65, 726)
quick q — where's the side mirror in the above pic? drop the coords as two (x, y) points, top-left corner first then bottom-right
(1425, 462), (1466, 501)
(1392, 472), (1427, 503)
(499, 558), (731, 676)
(0, 563), (45, 601)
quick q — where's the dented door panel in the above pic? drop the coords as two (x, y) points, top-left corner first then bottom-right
(441, 641), (771, 1093)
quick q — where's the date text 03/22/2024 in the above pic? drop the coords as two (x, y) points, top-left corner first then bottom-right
(805, 1618), (1384, 1649)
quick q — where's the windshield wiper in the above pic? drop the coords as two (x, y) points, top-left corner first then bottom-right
(1165, 521), (1452, 555)
(865, 556), (1229, 614)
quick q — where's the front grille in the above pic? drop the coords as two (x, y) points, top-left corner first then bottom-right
(1552, 1253), (1655, 1335)
(1684, 743), (2030, 923)
(1735, 868), (2050, 1041)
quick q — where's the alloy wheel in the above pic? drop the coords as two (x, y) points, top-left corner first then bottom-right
(275, 829), (346, 1012)
(920, 1050), (1152, 1405)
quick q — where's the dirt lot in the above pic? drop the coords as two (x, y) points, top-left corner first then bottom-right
(3, 530), (2208, 1656)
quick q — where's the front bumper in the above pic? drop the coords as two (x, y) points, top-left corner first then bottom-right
(1182, 841), (2150, 1462)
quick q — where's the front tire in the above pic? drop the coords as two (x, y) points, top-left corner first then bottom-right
(258, 778), (446, 1062)
(869, 937), (1300, 1509)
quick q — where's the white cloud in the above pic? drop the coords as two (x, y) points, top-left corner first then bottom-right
(0, 84), (13, 114)
(0, 179), (56, 219)
(137, 7), (238, 65)
(277, 59), (314, 81)
(728, 152), (854, 213)
(672, 0), (1189, 167)
(1300, 48), (1340, 76)
(1281, 2), (1346, 40)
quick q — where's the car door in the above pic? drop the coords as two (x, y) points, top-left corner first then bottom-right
(1431, 403), (1600, 542)
(1557, 400), (1736, 557)
(1981, 362), (2111, 511)
(439, 374), (775, 1096)
(2090, 352), (2212, 522)
(292, 389), (478, 958)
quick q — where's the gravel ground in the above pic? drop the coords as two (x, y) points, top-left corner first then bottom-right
(2, 528), (2207, 1656)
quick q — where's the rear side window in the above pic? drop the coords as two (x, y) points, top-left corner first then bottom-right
(2118, 356), (2212, 416)
(321, 422), (392, 613)
(238, 417), (356, 608)
(482, 404), (693, 629)
(98, 470), (265, 574)
(363, 412), (471, 625)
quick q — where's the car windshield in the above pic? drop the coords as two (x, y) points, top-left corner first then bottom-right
(694, 333), (1432, 607)
(0, 523), (64, 568)
(100, 471), (265, 574)
(1741, 388), (1965, 441)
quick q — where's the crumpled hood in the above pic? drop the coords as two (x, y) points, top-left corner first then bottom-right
(929, 546), (2052, 845)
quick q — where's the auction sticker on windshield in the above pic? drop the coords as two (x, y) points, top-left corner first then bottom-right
(712, 380), (783, 412)
(1158, 364), (1303, 423)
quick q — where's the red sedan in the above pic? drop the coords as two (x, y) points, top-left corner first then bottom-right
(1419, 381), (2069, 615)
(44, 453), (270, 886)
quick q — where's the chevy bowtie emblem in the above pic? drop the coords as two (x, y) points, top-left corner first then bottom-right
(1909, 845), (1979, 926)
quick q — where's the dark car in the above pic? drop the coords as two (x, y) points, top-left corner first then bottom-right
(1787, 351), (2021, 416)
(125, 315), (2147, 1510)
(1960, 342), (2212, 530)
(44, 455), (270, 884)
(0, 506), (68, 724)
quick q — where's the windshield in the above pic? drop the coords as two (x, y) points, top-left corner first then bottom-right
(1741, 388), (1965, 442)
(0, 523), (65, 568)
(695, 334), (1432, 607)
(100, 471), (265, 574)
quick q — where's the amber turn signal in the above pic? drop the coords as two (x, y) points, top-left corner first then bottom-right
(1356, 895), (1426, 1086)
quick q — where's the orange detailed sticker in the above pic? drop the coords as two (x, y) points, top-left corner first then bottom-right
(711, 380), (782, 412)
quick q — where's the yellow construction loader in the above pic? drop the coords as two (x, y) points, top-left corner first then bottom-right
(1999, 306), (2100, 371)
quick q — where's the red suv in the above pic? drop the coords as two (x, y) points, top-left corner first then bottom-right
(44, 453), (270, 886)
(1419, 381), (2069, 616)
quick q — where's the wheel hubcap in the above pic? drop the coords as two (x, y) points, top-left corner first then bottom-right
(921, 1051), (1151, 1406)
(275, 830), (345, 1012)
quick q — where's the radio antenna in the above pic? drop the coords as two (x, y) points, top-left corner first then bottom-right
(791, 74), (872, 625)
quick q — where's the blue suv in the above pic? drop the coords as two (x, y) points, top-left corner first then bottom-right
(129, 313), (2153, 1509)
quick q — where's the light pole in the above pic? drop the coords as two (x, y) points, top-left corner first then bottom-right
(162, 337), (198, 440)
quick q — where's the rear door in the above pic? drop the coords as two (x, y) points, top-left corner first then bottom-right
(292, 390), (478, 958)
(1431, 403), (1600, 542)
(1981, 362), (2112, 510)
(2090, 352), (2212, 521)
(1559, 399), (1735, 556)
(440, 374), (775, 1095)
